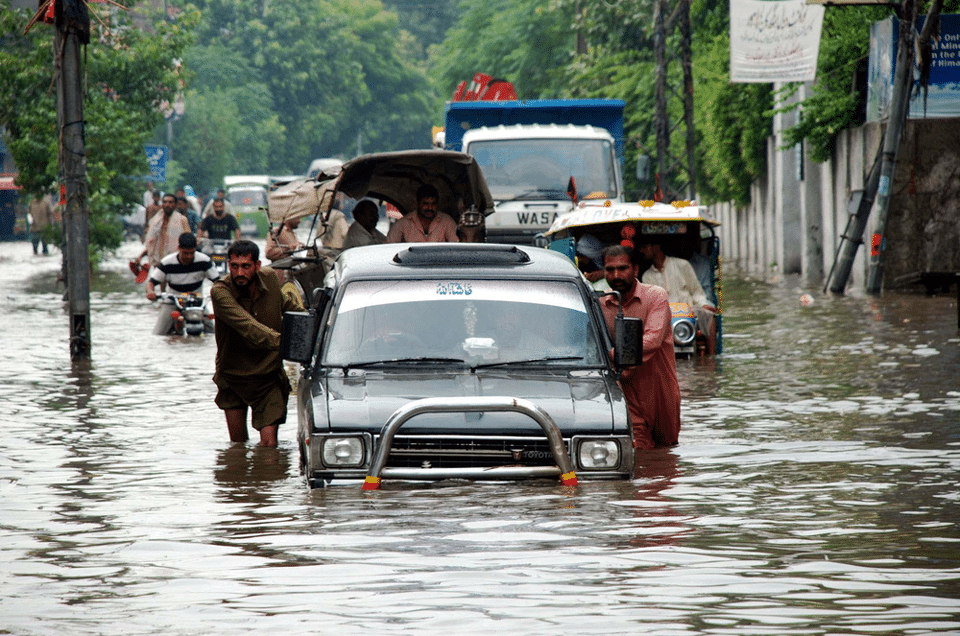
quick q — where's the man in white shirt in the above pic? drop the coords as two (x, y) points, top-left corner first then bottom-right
(343, 200), (387, 250)
(146, 232), (220, 334)
(638, 238), (718, 355)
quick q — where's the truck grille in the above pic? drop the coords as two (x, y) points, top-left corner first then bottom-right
(383, 435), (568, 469)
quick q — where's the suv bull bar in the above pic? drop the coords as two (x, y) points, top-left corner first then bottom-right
(362, 396), (578, 490)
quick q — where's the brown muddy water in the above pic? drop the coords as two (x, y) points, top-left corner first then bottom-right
(2, 239), (959, 635)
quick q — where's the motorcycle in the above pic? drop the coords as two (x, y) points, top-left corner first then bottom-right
(155, 292), (215, 336)
(200, 238), (232, 277)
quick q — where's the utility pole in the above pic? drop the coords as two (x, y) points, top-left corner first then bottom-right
(865, 0), (917, 293)
(825, 0), (942, 294)
(652, 0), (697, 202)
(55, 0), (92, 360)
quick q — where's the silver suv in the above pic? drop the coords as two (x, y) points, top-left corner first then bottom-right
(281, 243), (642, 489)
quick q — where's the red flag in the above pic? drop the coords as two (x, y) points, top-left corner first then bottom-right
(653, 174), (663, 202)
(566, 176), (577, 203)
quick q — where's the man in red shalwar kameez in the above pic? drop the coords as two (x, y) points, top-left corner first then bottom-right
(599, 245), (681, 450)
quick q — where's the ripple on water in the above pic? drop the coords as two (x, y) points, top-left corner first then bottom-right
(2, 250), (960, 634)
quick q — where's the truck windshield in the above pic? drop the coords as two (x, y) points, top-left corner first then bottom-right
(468, 138), (618, 201)
(324, 279), (605, 368)
(228, 188), (267, 208)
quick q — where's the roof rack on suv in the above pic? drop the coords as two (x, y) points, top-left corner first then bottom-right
(392, 244), (531, 267)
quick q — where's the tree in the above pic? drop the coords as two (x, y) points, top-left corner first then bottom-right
(381, 0), (463, 62)
(430, 0), (576, 99)
(170, 44), (287, 192)
(0, 3), (198, 259)
(177, 0), (438, 173)
(781, 5), (895, 161)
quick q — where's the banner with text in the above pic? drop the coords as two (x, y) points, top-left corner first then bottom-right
(730, 0), (825, 83)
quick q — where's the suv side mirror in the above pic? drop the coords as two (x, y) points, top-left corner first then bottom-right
(614, 314), (642, 368)
(281, 311), (318, 364)
(601, 290), (643, 369)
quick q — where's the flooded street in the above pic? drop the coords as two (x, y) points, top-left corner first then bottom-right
(2, 238), (959, 635)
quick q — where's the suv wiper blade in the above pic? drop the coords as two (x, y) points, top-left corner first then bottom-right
(346, 357), (468, 368)
(473, 356), (584, 369)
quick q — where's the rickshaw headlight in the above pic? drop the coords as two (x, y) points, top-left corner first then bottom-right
(673, 320), (696, 345)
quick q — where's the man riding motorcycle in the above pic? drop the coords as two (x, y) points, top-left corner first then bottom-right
(146, 232), (220, 335)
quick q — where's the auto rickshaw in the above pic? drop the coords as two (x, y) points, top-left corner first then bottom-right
(266, 149), (496, 304)
(544, 200), (722, 357)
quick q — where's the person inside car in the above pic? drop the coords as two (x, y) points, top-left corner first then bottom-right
(386, 184), (459, 243)
(342, 200), (387, 249)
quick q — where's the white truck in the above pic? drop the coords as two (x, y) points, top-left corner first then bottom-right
(223, 175), (270, 237)
(443, 99), (626, 245)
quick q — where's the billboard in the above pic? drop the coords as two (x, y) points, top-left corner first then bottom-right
(867, 14), (960, 121)
(729, 0), (825, 83)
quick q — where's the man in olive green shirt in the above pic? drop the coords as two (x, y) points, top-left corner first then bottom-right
(211, 240), (303, 446)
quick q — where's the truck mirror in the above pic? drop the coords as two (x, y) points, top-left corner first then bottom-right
(614, 315), (643, 368)
(636, 155), (651, 182)
(281, 311), (318, 364)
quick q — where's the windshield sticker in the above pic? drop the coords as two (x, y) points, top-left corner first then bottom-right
(436, 282), (472, 296)
(338, 280), (586, 313)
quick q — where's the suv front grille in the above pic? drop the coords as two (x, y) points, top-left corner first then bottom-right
(383, 435), (568, 469)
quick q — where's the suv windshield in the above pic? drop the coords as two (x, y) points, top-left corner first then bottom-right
(324, 279), (604, 368)
(469, 138), (618, 201)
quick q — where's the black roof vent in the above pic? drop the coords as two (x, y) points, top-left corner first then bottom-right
(392, 244), (531, 267)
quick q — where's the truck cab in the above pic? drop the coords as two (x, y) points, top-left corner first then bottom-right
(445, 99), (626, 246)
(463, 124), (622, 244)
(223, 175), (270, 237)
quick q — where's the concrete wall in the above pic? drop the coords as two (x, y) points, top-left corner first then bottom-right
(708, 110), (960, 292)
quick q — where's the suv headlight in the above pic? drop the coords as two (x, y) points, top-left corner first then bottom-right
(576, 439), (620, 470)
(321, 437), (367, 467)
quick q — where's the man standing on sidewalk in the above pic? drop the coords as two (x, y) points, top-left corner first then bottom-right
(29, 192), (57, 255)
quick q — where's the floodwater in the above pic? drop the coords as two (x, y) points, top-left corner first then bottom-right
(2, 239), (959, 636)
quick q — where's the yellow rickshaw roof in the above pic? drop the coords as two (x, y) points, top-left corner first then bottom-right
(546, 201), (718, 236)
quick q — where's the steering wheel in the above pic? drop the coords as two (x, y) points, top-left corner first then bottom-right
(367, 331), (427, 354)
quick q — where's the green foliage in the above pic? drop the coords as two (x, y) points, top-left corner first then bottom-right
(381, 0), (463, 62)
(175, 0), (438, 178)
(0, 3), (197, 259)
(694, 32), (772, 204)
(170, 44), (288, 192)
(781, 5), (888, 161)
(430, 0), (575, 99)
(782, 1), (960, 161)
(431, 0), (771, 203)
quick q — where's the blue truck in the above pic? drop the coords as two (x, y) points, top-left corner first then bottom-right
(443, 99), (626, 245)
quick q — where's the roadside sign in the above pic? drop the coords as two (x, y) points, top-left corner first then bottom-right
(145, 145), (168, 182)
